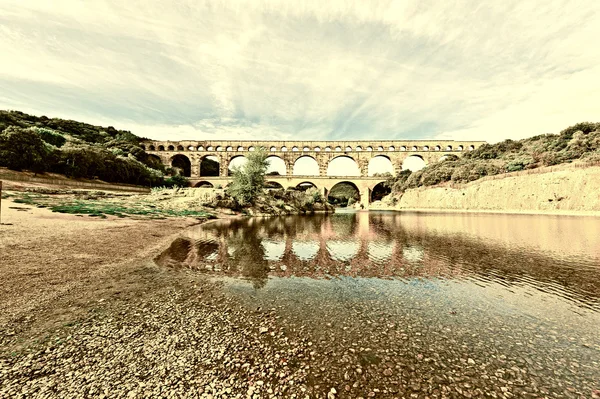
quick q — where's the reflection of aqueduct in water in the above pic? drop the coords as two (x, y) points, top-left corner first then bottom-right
(142, 139), (486, 207)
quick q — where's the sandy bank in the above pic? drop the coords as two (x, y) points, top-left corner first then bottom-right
(375, 164), (600, 216)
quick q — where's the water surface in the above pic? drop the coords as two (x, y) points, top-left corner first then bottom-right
(156, 212), (600, 396)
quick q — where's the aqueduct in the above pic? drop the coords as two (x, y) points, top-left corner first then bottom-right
(142, 139), (486, 208)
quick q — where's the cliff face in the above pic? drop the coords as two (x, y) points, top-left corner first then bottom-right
(387, 165), (600, 215)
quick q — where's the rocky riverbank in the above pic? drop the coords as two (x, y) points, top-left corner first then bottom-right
(373, 163), (600, 216)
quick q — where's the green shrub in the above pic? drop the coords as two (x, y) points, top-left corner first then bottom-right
(163, 175), (190, 188)
(0, 126), (53, 173)
(35, 127), (66, 147)
(227, 147), (269, 205)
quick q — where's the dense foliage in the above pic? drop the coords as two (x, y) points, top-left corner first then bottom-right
(227, 148), (269, 205)
(387, 122), (600, 194)
(0, 110), (169, 186)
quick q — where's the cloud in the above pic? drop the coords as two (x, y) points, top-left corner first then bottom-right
(0, 0), (599, 143)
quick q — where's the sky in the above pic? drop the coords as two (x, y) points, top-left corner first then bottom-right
(0, 0), (599, 143)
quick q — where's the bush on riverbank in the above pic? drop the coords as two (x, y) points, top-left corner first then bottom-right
(386, 121), (600, 195)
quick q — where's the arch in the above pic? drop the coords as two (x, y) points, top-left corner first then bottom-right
(228, 155), (248, 176)
(325, 146), (332, 152)
(237, 146), (244, 151)
(200, 155), (220, 177)
(146, 154), (162, 168)
(371, 181), (391, 202)
(423, 146), (429, 151)
(197, 146), (204, 151)
(281, 146), (288, 152)
(400, 146), (406, 151)
(226, 146), (233, 151)
(401, 155), (426, 172)
(171, 154), (191, 177)
(327, 155), (360, 176)
(335, 146), (342, 152)
(377, 146), (384, 151)
(148, 145), (155, 151)
(411, 146), (418, 151)
(368, 155), (394, 176)
(296, 181), (317, 191)
(187, 146), (195, 151)
(458, 145), (464, 151)
(140, 144), (146, 150)
(168, 145), (175, 151)
(345, 146), (352, 151)
(194, 181), (214, 188)
(158, 145), (165, 151)
(270, 146), (277, 152)
(435, 145), (441, 151)
(388, 146), (395, 151)
(302, 146), (310, 151)
(366, 146), (373, 152)
(266, 155), (286, 175)
(216, 146), (224, 152)
(293, 155), (319, 176)
(207, 146), (214, 151)
(469, 145), (475, 151)
(292, 146), (299, 152)
(177, 145), (184, 151)
(265, 181), (284, 190)
(248, 146), (255, 152)
(314, 146), (321, 152)
(327, 181), (360, 207)
(446, 145), (453, 151)
(356, 146), (362, 151)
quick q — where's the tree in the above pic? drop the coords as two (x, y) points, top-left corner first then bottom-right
(0, 127), (52, 173)
(227, 147), (269, 205)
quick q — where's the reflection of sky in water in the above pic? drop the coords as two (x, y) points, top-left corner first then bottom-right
(326, 240), (359, 261)
(367, 241), (394, 263)
(292, 241), (319, 261)
(205, 250), (218, 261)
(402, 246), (424, 263)
(262, 240), (285, 261)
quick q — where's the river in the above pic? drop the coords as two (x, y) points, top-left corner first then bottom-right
(156, 211), (600, 397)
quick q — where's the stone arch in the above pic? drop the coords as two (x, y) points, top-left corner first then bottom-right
(292, 146), (299, 152)
(402, 155), (426, 172)
(446, 145), (453, 151)
(371, 181), (391, 202)
(314, 146), (321, 152)
(226, 146), (233, 151)
(411, 146), (417, 151)
(281, 146), (288, 152)
(171, 154), (191, 177)
(216, 146), (224, 152)
(148, 145), (155, 151)
(227, 155), (248, 176)
(158, 145), (165, 151)
(265, 181), (284, 190)
(270, 146), (277, 152)
(327, 155), (360, 176)
(198, 145), (204, 151)
(325, 146), (332, 152)
(194, 181), (214, 188)
(177, 145), (184, 151)
(207, 146), (214, 151)
(266, 155), (286, 175)
(377, 146), (384, 151)
(400, 146), (406, 151)
(168, 145), (175, 151)
(458, 145), (464, 151)
(302, 146), (310, 151)
(423, 146), (429, 151)
(356, 146), (362, 151)
(187, 145), (195, 151)
(327, 181), (360, 207)
(248, 146), (255, 152)
(335, 146), (342, 152)
(200, 155), (220, 177)
(140, 144), (146, 150)
(237, 146), (244, 151)
(435, 145), (441, 151)
(345, 146), (352, 151)
(366, 146), (373, 152)
(388, 146), (395, 151)
(293, 155), (319, 176)
(368, 155), (394, 176)
(469, 145), (475, 151)
(296, 181), (317, 191)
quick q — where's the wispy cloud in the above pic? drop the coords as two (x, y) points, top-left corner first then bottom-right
(0, 0), (598, 142)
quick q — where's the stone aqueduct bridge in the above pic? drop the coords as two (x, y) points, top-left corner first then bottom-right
(142, 139), (486, 208)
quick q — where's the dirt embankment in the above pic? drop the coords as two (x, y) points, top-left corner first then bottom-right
(382, 164), (600, 216)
